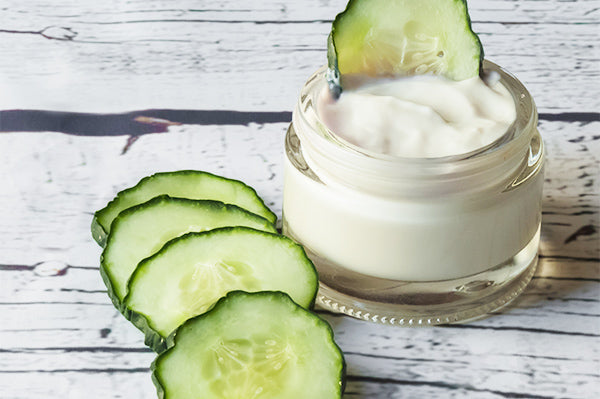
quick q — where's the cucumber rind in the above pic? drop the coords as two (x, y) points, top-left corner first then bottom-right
(326, 33), (343, 98)
(122, 305), (172, 354)
(327, 0), (484, 88)
(122, 227), (319, 353)
(92, 170), (277, 246)
(99, 195), (277, 311)
(151, 291), (345, 399)
(91, 216), (108, 247)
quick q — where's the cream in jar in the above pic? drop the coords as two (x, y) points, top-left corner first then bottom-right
(318, 75), (516, 158)
(282, 62), (544, 324)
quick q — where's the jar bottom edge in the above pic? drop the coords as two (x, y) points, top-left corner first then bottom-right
(292, 227), (541, 326)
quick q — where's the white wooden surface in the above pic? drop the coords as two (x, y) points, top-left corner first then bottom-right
(0, 1), (598, 398)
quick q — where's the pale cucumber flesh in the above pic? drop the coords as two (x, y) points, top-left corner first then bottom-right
(329, 0), (483, 83)
(99, 196), (277, 308)
(124, 227), (318, 343)
(152, 292), (344, 399)
(93, 170), (276, 246)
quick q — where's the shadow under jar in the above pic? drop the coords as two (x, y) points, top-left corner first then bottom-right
(283, 61), (544, 325)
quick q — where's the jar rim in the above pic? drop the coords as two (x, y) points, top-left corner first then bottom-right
(294, 60), (538, 168)
(291, 60), (540, 196)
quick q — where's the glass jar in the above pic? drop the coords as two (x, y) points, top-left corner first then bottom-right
(283, 61), (544, 325)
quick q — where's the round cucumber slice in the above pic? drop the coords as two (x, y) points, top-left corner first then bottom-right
(328, 0), (483, 83)
(152, 291), (345, 399)
(92, 170), (276, 247)
(99, 196), (277, 309)
(123, 227), (318, 352)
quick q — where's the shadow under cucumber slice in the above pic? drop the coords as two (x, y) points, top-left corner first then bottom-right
(99, 196), (277, 310)
(123, 227), (318, 353)
(92, 170), (277, 247)
(152, 291), (345, 399)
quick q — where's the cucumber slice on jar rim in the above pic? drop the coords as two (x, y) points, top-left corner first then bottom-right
(152, 291), (345, 399)
(99, 196), (277, 310)
(92, 170), (277, 247)
(123, 227), (318, 353)
(328, 0), (483, 87)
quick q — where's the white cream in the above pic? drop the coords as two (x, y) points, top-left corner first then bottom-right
(283, 156), (542, 281)
(319, 75), (516, 158)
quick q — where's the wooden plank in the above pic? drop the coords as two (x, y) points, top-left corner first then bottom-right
(0, 372), (155, 399)
(0, 256), (597, 329)
(1, 257), (598, 337)
(0, 266), (596, 398)
(0, 306), (597, 398)
(0, 318), (146, 351)
(0, 349), (154, 373)
(342, 380), (536, 399)
(0, 123), (286, 266)
(0, 1), (598, 113)
(0, 120), (596, 267)
(1, 371), (584, 399)
(2, 258), (598, 306)
(1, 257), (597, 306)
(540, 120), (600, 261)
(1, 0), (598, 26)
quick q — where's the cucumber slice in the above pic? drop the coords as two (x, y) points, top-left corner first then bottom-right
(123, 227), (318, 352)
(92, 170), (276, 246)
(100, 196), (277, 309)
(328, 0), (483, 83)
(152, 291), (345, 399)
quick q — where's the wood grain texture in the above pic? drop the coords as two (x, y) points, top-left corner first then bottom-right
(0, 0), (598, 113)
(0, 121), (598, 398)
(0, 120), (597, 265)
(0, 262), (598, 398)
(0, 1), (598, 398)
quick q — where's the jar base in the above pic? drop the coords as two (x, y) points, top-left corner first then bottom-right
(287, 226), (540, 326)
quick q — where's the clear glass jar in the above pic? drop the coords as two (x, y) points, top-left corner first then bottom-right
(283, 61), (544, 325)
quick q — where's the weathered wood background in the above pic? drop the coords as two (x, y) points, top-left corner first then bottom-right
(0, 0), (598, 398)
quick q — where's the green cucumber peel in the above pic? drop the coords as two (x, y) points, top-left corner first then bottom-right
(99, 195), (277, 311)
(92, 170), (277, 247)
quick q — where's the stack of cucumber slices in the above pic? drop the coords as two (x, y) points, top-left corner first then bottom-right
(92, 170), (344, 398)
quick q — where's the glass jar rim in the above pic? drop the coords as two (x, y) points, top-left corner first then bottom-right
(291, 60), (540, 196)
(294, 60), (537, 169)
